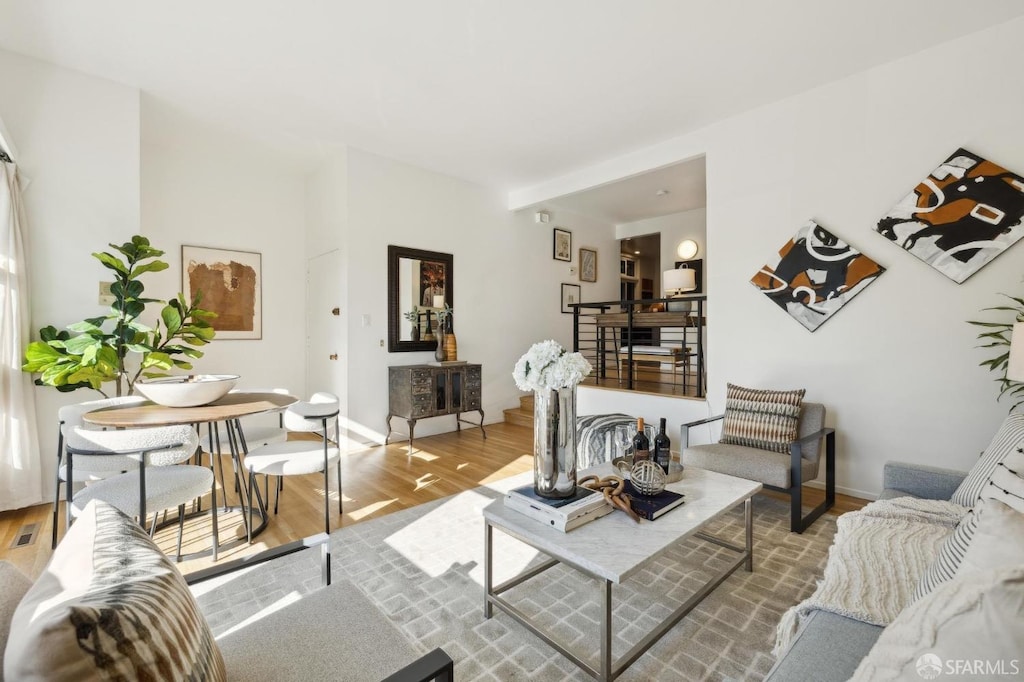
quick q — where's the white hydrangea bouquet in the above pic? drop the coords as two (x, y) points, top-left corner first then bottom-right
(513, 340), (592, 392)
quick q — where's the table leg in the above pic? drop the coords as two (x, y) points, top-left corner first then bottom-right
(745, 497), (754, 572)
(484, 520), (493, 619)
(209, 449), (219, 563)
(384, 413), (393, 445)
(600, 579), (612, 682)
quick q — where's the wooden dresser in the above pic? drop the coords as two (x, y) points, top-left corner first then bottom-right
(385, 363), (486, 449)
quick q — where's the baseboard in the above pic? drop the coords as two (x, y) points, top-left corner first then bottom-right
(803, 480), (877, 502)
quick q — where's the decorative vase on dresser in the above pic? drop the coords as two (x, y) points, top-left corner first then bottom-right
(434, 330), (446, 362)
(444, 330), (458, 362)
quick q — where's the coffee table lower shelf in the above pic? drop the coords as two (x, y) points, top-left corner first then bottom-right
(483, 498), (753, 682)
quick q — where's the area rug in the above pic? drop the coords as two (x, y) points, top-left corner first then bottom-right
(191, 475), (837, 681)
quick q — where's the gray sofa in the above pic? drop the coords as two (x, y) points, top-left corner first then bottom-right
(765, 461), (967, 681)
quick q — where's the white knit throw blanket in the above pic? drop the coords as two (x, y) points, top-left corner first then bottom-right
(773, 497), (967, 657)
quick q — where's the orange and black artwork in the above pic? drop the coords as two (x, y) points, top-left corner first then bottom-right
(876, 148), (1024, 284)
(752, 221), (885, 332)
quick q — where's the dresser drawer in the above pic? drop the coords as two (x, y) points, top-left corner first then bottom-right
(411, 394), (433, 417)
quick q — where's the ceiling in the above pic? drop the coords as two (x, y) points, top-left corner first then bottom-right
(550, 156), (705, 225)
(1, 1), (1022, 190)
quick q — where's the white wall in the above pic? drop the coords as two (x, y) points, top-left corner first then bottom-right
(520, 17), (1024, 498)
(141, 98), (308, 402)
(340, 147), (617, 442)
(0, 49), (141, 505)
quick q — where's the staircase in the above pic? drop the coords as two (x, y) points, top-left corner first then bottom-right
(502, 394), (533, 428)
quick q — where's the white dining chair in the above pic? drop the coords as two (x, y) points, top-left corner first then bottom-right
(51, 395), (147, 548)
(241, 392), (341, 580)
(65, 424), (210, 561)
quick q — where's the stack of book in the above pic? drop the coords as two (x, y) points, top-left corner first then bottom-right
(623, 480), (686, 520)
(504, 484), (613, 532)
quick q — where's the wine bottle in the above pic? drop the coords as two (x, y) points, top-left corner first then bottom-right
(633, 417), (650, 462)
(654, 418), (671, 473)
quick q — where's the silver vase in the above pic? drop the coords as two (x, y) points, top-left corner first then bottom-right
(533, 387), (577, 499)
(434, 329), (446, 362)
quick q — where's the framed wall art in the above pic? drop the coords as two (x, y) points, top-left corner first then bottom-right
(561, 283), (581, 314)
(553, 228), (572, 262)
(181, 245), (262, 340)
(876, 148), (1024, 283)
(751, 220), (885, 332)
(579, 247), (597, 282)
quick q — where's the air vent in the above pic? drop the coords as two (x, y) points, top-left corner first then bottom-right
(10, 523), (38, 549)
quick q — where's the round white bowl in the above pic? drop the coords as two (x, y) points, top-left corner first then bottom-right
(135, 375), (239, 408)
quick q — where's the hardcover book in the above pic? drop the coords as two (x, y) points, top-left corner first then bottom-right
(504, 484), (612, 531)
(624, 480), (685, 520)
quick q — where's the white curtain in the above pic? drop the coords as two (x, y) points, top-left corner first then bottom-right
(0, 155), (43, 510)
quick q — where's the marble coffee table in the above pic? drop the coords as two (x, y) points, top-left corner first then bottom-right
(482, 465), (761, 682)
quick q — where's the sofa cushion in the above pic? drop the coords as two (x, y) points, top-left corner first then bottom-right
(850, 567), (1024, 681)
(683, 442), (818, 489)
(765, 610), (882, 682)
(877, 488), (921, 500)
(0, 561), (31, 675)
(913, 507), (978, 601)
(720, 383), (805, 454)
(215, 578), (422, 682)
(4, 500), (225, 682)
(951, 412), (1024, 508)
(957, 498), (1024, 576)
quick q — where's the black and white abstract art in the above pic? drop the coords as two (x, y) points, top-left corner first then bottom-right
(876, 148), (1024, 283)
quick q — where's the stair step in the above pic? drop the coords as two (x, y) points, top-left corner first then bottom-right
(519, 394), (534, 412)
(503, 407), (533, 428)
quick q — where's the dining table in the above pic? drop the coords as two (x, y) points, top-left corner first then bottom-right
(83, 391), (298, 562)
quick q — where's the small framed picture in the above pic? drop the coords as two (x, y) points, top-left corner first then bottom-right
(553, 228), (572, 262)
(579, 247), (597, 282)
(561, 283), (581, 314)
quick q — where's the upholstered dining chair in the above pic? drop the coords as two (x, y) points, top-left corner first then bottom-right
(199, 388), (291, 510)
(51, 395), (147, 548)
(65, 424), (209, 561)
(681, 389), (835, 533)
(241, 392), (341, 583)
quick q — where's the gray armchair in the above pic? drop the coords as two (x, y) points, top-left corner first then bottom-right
(681, 402), (835, 533)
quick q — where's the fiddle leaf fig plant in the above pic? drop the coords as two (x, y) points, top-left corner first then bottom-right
(968, 292), (1024, 409)
(22, 235), (217, 397)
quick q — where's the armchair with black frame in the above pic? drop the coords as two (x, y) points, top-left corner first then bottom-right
(681, 401), (835, 533)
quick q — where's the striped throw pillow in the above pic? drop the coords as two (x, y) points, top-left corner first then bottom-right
(720, 383), (806, 454)
(983, 447), (1024, 513)
(4, 500), (226, 682)
(951, 413), (1024, 507)
(913, 506), (980, 601)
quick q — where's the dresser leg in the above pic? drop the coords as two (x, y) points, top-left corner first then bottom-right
(456, 411), (462, 432)
(407, 419), (416, 452)
(479, 410), (487, 439)
(384, 413), (393, 444)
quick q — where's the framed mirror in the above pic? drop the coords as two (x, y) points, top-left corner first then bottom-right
(387, 245), (454, 352)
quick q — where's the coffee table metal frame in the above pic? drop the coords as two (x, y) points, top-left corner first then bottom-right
(483, 467), (760, 682)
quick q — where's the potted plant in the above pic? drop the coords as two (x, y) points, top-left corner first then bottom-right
(969, 292), (1024, 410)
(22, 235), (216, 397)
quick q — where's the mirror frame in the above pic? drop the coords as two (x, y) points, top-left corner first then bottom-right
(387, 245), (454, 353)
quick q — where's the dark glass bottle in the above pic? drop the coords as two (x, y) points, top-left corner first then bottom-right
(654, 418), (671, 473)
(633, 417), (650, 462)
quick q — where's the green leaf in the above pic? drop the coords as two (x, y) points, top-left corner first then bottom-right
(125, 343), (151, 353)
(22, 341), (61, 372)
(172, 360), (194, 370)
(161, 306), (182, 336)
(131, 260), (169, 277)
(80, 344), (99, 365)
(123, 300), (145, 320)
(63, 335), (100, 356)
(67, 320), (103, 334)
(184, 325), (215, 341)
(92, 251), (128, 275)
(38, 325), (60, 342)
(141, 352), (173, 370)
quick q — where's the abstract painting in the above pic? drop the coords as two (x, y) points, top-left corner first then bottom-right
(876, 148), (1024, 283)
(751, 221), (885, 332)
(181, 245), (262, 340)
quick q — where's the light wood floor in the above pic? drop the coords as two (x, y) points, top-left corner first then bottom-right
(0, 422), (867, 580)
